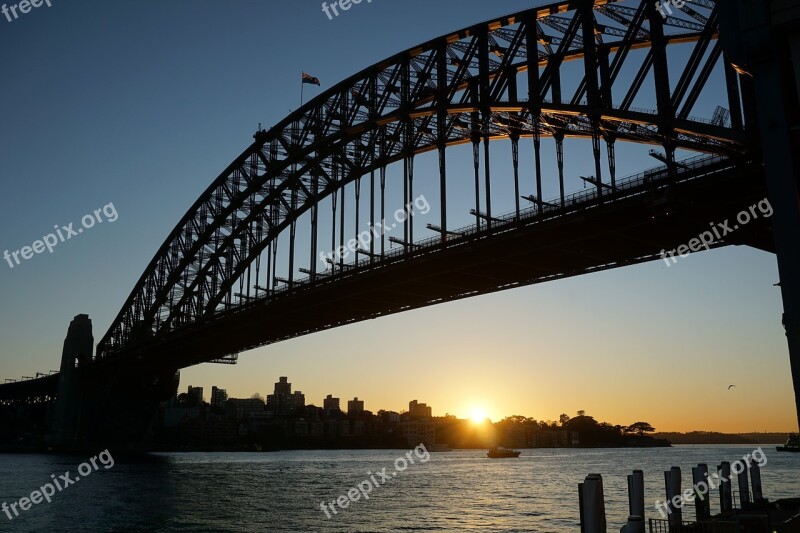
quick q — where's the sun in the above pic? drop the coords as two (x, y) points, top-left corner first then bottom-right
(469, 407), (487, 423)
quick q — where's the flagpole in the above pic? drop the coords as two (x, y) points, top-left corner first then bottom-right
(301, 71), (305, 108)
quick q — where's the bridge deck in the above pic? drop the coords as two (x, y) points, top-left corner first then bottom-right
(104, 156), (771, 374)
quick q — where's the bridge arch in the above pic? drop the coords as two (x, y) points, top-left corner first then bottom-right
(97, 0), (752, 360)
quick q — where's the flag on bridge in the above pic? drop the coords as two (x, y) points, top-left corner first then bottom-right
(302, 72), (321, 86)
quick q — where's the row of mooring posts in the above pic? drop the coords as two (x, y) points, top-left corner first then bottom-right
(578, 460), (765, 532)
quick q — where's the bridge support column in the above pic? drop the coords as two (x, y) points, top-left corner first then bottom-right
(719, 1), (800, 431)
(48, 314), (93, 449)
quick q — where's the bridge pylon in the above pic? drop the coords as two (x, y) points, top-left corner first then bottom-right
(46, 314), (180, 451)
(719, 1), (800, 431)
(47, 314), (93, 449)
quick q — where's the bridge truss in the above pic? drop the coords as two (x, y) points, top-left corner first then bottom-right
(96, 0), (755, 363)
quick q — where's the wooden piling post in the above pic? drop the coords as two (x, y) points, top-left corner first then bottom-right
(718, 462), (733, 512)
(579, 474), (607, 533)
(627, 470), (645, 520)
(750, 463), (764, 502)
(664, 467), (682, 528)
(692, 464), (711, 521)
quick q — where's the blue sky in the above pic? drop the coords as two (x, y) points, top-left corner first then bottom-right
(0, 0), (794, 432)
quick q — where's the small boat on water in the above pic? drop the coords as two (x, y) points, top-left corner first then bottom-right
(427, 443), (452, 452)
(776, 434), (800, 452)
(487, 447), (521, 458)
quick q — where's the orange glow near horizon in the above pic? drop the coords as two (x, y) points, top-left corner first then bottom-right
(173, 250), (799, 434)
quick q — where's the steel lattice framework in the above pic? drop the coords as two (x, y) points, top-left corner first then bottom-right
(97, 0), (752, 360)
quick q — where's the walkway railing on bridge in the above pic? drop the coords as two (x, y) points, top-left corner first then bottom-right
(230, 152), (736, 310)
(521, 99), (729, 128)
(4, 370), (58, 384)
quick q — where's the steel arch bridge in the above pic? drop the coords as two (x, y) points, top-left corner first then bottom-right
(88, 0), (771, 371)
(9, 0), (800, 450)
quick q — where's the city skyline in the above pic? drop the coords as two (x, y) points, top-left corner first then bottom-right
(178, 357), (795, 432)
(184, 377), (428, 417)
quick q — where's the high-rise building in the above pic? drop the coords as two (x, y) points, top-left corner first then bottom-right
(347, 397), (365, 414)
(211, 386), (228, 409)
(323, 394), (340, 414)
(188, 386), (204, 405)
(274, 377), (291, 396)
(292, 390), (306, 409)
(267, 376), (305, 416)
(409, 400), (432, 418)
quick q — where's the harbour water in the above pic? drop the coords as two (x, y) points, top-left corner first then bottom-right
(0, 445), (797, 532)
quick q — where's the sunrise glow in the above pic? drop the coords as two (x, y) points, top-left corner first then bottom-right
(469, 407), (488, 423)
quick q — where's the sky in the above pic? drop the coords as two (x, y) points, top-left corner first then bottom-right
(0, 0), (796, 433)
